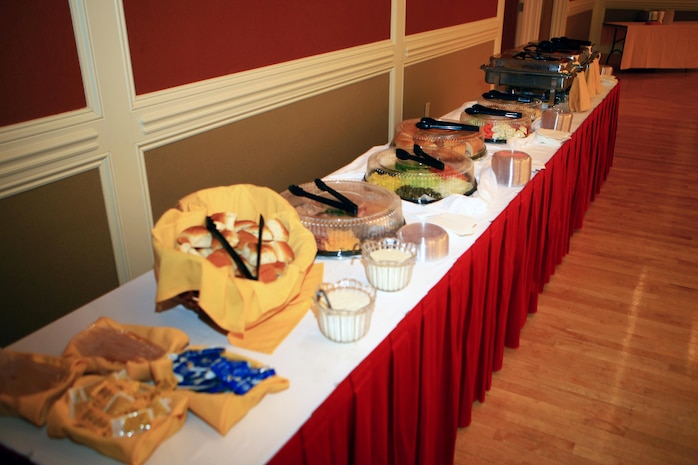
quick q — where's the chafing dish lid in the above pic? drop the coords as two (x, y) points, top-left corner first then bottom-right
(486, 50), (577, 74)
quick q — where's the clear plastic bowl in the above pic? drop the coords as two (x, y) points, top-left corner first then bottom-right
(365, 146), (477, 204)
(312, 279), (377, 343)
(281, 181), (404, 257)
(361, 238), (418, 291)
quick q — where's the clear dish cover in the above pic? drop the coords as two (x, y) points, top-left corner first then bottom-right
(281, 180), (404, 257)
(365, 146), (476, 204)
(392, 118), (487, 160)
(476, 96), (543, 123)
(460, 108), (531, 143)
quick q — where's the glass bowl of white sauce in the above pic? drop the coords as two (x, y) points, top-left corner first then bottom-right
(312, 279), (377, 343)
(361, 238), (418, 292)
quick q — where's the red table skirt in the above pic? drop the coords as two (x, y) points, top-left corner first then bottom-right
(268, 83), (620, 465)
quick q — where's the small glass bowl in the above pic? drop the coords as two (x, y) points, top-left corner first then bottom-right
(361, 238), (418, 292)
(312, 279), (377, 343)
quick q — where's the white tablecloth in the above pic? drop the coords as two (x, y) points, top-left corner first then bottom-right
(1, 79), (618, 465)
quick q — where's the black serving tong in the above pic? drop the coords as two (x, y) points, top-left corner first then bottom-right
(288, 178), (359, 216)
(416, 117), (479, 132)
(395, 144), (445, 171)
(482, 89), (535, 104)
(464, 104), (523, 119)
(255, 215), (264, 279)
(205, 215), (256, 280)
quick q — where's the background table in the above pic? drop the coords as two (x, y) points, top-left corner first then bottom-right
(1, 81), (620, 465)
(606, 21), (698, 70)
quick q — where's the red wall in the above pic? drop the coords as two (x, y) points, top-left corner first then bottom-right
(123, 0), (392, 95)
(0, 0), (85, 127)
(1, 0), (499, 125)
(406, 0), (498, 35)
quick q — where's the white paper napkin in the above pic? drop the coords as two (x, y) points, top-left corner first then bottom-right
(535, 128), (571, 147)
(476, 162), (499, 203)
(401, 194), (488, 236)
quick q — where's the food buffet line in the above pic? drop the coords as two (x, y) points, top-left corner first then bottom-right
(1, 40), (620, 465)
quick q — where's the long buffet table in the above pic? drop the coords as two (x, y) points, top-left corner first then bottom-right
(1, 79), (620, 465)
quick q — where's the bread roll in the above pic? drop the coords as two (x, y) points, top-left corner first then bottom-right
(240, 242), (278, 266)
(210, 211), (237, 231)
(178, 225), (212, 248)
(236, 229), (257, 249)
(174, 213), (294, 283)
(243, 223), (273, 241)
(234, 220), (257, 232)
(206, 249), (233, 268)
(270, 240), (295, 263)
(258, 262), (286, 283)
(210, 229), (239, 250)
(266, 218), (290, 242)
(176, 241), (202, 256)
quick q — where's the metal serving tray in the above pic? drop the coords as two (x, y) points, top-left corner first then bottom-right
(481, 66), (576, 93)
(520, 38), (597, 69)
(486, 51), (578, 74)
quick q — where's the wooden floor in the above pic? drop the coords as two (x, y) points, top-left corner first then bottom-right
(454, 70), (698, 465)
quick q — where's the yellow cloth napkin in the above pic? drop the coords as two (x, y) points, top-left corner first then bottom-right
(0, 350), (87, 426)
(227, 263), (324, 354)
(46, 374), (189, 465)
(585, 56), (602, 98)
(62, 317), (189, 383)
(178, 348), (290, 435)
(569, 74), (591, 112)
(152, 185), (317, 337)
(594, 57), (602, 94)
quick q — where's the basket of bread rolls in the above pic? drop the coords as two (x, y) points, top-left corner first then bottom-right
(151, 184), (317, 337)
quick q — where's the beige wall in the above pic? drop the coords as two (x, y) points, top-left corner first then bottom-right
(0, 169), (119, 345)
(146, 75), (392, 222)
(403, 43), (494, 120)
(566, 10), (593, 40)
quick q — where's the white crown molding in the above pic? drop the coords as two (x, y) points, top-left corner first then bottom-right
(404, 17), (501, 66)
(129, 18), (501, 151)
(69, 0), (103, 117)
(133, 41), (397, 149)
(0, 127), (102, 199)
(0, 108), (101, 146)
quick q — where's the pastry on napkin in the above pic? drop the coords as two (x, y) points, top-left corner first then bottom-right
(62, 316), (189, 383)
(46, 371), (189, 465)
(0, 349), (87, 426)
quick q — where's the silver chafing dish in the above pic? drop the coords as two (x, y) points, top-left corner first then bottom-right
(522, 37), (596, 69)
(481, 37), (598, 105)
